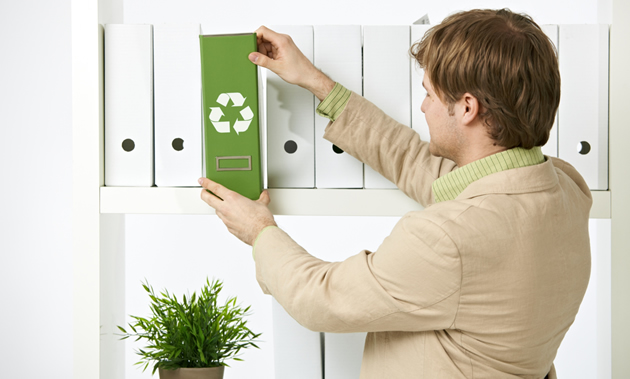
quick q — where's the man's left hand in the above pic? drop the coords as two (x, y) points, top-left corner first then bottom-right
(199, 178), (277, 246)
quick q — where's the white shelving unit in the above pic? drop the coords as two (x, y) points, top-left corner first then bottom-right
(72, 0), (630, 377)
(98, 187), (613, 218)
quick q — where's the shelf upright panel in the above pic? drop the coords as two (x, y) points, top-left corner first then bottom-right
(71, 0), (100, 378)
(98, 4), (127, 379)
(610, 0), (630, 376)
(72, 0), (125, 378)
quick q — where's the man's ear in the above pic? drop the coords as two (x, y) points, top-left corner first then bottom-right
(460, 93), (481, 126)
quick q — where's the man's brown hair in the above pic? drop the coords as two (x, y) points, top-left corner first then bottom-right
(410, 9), (560, 149)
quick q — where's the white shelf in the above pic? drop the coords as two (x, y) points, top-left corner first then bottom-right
(100, 187), (611, 218)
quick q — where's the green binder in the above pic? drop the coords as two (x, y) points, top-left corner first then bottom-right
(200, 33), (262, 200)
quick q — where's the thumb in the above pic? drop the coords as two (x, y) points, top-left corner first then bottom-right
(257, 189), (271, 206)
(249, 52), (277, 71)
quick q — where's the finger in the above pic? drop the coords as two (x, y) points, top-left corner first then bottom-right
(257, 190), (271, 206)
(254, 25), (268, 39)
(254, 26), (292, 59)
(254, 25), (283, 45)
(261, 41), (274, 57)
(199, 178), (231, 200)
(200, 187), (223, 210)
(258, 41), (270, 57)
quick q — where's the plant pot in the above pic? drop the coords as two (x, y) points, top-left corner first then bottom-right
(159, 367), (225, 379)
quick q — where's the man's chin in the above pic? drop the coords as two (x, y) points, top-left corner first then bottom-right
(429, 143), (455, 161)
(428, 143), (442, 158)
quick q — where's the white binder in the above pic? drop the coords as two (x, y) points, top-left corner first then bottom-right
(558, 24), (609, 190)
(363, 25), (411, 189)
(266, 26), (315, 188)
(541, 24), (559, 158)
(410, 24), (432, 142)
(313, 25), (363, 189)
(324, 332), (366, 379)
(153, 24), (202, 187)
(104, 24), (153, 187)
(272, 298), (322, 379)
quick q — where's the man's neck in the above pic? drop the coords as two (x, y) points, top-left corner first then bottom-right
(456, 144), (508, 167)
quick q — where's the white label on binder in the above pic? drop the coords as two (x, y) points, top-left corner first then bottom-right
(314, 25), (363, 189)
(272, 298), (322, 379)
(153, 24), (202, 187)
(541, 24), (559, 158)
(411, 24), (432, 142)
(363, 25), (411, 189)
(267, 26), (315, 188)
(105, 24), (153, 186)
(558, 24), (609, 190)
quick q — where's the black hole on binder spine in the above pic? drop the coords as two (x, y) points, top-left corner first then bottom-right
(172, 138), (184, 151)
(122, 139), (135, 152)
(284, 140), (298, 154)
(332, 145), (344, 154)
(578, 141), (591, 155)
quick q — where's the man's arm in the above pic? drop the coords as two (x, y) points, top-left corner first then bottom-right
(250, 26), (456, 205)
(321, 91), (457, 206)
(249, 26), (335, 101)
(198, 179), (461, 333)
(253, 213), (461, 333)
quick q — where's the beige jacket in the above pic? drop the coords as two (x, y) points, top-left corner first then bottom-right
(254, 93), (591, 378)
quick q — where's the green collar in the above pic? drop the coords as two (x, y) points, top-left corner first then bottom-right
(432, 147), (545, 203)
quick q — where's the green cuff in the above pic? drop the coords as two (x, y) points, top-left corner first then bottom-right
(252, 225), (279, 260)
(315, 83), (352, 121)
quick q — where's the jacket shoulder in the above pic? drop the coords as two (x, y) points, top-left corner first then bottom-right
(548, 156), (592, 199)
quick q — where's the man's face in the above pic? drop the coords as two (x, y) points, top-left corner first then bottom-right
(421, 73), (463, 162)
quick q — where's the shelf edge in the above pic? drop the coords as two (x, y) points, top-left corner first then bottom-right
(100, 187), (610, 218)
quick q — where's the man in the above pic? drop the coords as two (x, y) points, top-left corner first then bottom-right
(199, 9), (591, 378)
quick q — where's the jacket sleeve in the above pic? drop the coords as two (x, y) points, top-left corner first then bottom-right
(323, 92), (457, 207)
(253, 213), (462, 333)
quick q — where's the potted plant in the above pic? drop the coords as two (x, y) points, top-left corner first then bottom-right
(118, 278), (261, 379)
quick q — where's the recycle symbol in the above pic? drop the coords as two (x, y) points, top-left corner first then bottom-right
(209, 92), (254, 135)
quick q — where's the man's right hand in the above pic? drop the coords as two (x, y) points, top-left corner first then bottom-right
(249, 26), (335, 101)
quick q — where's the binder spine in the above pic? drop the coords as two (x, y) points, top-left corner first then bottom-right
(363, 25), (411, 189)
(558, 24), (609, 190)
(154, 24), (202, 187)
(104, 24), (154, 187)
(541, 24), (559, 158)
(313, 25), (364, 189)
(266, 26), (315, 189)
(200, 33), (262, 200)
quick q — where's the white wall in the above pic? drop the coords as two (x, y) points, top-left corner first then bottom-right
(0, 0), (73, 377)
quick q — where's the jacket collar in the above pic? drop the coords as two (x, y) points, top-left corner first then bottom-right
(456, 156), (559, 200)
(432, 147), (546, 203)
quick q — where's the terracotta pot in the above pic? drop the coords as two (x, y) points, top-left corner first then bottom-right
(159, 366), (225, 379)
